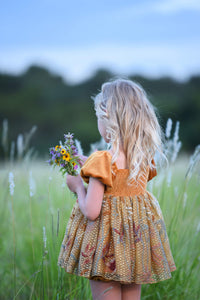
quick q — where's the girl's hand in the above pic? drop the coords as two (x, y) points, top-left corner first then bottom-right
(66, 174), (83, 193)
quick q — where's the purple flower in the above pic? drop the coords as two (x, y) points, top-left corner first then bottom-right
(46, 159), (52, 165)
(48, 132), (82, 176)
(73, 149), (78, 155)
(64, 133), (74, 140)
(64, 145), (69, 151)
(71, 145), (78, 154)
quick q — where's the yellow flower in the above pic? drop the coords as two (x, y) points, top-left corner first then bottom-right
(55, 159), (60, 165)
(63, 153), (70, 161)
(72, 161), (78, 170)
(61, 148), (67, 155)
(55, 145), (61, 151)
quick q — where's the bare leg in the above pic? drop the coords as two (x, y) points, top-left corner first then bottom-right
(90, 279), (121, 300)
(121, 283), (141, 300)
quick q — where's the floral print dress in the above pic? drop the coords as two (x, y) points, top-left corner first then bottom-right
(58, 151), (176, 284)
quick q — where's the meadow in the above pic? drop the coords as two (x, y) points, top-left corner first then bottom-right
(0, 124), (200, 299)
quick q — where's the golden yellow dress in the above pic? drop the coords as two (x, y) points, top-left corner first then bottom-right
(58, 151), (176, 284)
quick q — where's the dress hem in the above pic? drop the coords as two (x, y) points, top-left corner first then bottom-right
(58, 263), (176, 285)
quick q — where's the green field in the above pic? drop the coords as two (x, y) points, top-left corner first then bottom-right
(0, 154), (200, 300)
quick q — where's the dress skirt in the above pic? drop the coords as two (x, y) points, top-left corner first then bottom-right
(58, 191), (176, 284)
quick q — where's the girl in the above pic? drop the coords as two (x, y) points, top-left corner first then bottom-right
(58, 79), (176, 300)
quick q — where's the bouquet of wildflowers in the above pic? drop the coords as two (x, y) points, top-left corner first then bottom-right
(48, 133), (82, 176)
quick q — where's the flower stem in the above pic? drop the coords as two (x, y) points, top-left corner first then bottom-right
(11, 194), (16, 298)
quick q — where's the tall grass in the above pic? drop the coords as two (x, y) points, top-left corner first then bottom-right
(0, 118), (200, 299)
(0, 161), (92, 299)
(0, 153), (200, 299)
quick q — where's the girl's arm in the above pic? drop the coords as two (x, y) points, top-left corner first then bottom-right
(66, 175), (104, 221)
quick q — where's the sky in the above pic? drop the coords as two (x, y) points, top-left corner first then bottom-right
(0, 0), (200, 83)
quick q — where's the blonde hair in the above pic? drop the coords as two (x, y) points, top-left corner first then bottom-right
(93, 78), (166, 183)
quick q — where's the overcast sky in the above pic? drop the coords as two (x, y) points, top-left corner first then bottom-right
(0, 0), (200, 83)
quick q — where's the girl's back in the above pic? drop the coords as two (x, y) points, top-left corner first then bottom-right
(58, 79), (176, 299)
(58, 149), (176, 284)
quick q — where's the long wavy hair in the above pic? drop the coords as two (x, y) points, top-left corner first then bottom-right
(93, 78), (166, 183)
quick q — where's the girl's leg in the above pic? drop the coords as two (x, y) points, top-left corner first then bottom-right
(121, 283), (141, 300)
(89, 279), (121, 300)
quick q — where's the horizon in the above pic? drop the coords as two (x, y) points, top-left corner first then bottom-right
(1, 63), (200, 85)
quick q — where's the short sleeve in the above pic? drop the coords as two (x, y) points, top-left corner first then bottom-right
(80, 151), (112, 187)
(148, 159), (157, 181)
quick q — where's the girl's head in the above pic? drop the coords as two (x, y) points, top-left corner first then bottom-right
(93, 78), (165, 181)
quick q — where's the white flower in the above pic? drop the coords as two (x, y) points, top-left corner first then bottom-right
(183, 192), (187, 208)
(165, 118), (173, 139)
(2, 119), (8, 152)
(43, 226), (47, 249)
(29, 171), (36, 197)
(173, 121), (180, 145)
(171, 121), (182, 163)
(89, 137), (107, 153)
(186, 145), (200, 180)
(196, 222), (200, 233)
(174, 186), (179, 198)
(8, 172), (15, 196)
(75, 139), (83, 156)
(17, 134), (24, 159)
(167, 170), (172, 187)
(10, 141), (15, 163)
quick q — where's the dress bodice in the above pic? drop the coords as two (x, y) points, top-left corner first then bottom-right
(105, 168), (148, 196)
(80, 150), (157, 196)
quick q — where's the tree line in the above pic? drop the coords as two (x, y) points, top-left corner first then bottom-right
(0, 65), (199, 159)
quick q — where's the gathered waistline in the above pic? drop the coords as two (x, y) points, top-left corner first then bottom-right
(104, 191), (147, 197)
